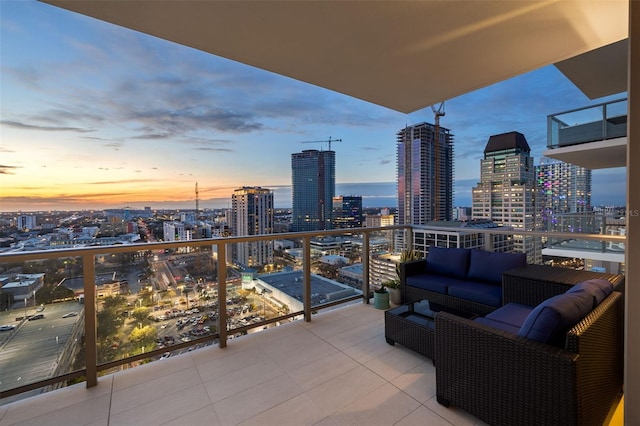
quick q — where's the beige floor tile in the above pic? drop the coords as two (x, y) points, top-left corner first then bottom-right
(195, 345), (271, 382)
(364, 343), (426, 382)
(161, 404), (221, 426)
(202, 357), (284, 403)
(287, 351), (359, 391)
(0, 381), (111, 426)
(109, 383), (211, 426)
(110, 366), (204, 415)
(324, 318), (385, 351)
(239, 394), (326, 426)
(390, 361), (437, 404)
(328, 383), (421, 426)
(261, 331), (339, 371)
(304, 365), (386, 415)
(341, 333), (395, 364)
(395, 405), (454, 426)
(212, 374), (302, 425)
(1, 394), (111, 426)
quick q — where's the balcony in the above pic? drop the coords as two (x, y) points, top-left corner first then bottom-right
(1, 301), (499, 425)
(0, 226), (626, 424)
(543, 99), (627, 169)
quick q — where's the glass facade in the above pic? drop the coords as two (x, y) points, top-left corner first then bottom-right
(291, 150), (335, 232)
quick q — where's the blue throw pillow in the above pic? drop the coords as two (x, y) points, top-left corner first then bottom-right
(425, 246), (470, 279)
(517, 290), (593, 345)
(566, 279), (613, 308)
(467, 249), (527, 284)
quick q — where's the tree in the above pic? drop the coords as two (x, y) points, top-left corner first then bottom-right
(130, 306), (150, 324)
(128, 325), (157, 347)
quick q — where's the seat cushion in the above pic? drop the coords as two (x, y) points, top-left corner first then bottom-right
(565, 278), (613, 308)
(425, 246), (470, 279)
(447, 281), (502, 307)
(517, 290), (593, 345)
(485, 302), (533, 328)
(474, 317), (522, 334)
(405, 273), (469, 294)
(467, 249), (527, 285)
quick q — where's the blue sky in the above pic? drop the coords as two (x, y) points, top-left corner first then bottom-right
(0, 1), (627, 211)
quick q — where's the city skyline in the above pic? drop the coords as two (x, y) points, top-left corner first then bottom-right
(0, 1), (628, 212)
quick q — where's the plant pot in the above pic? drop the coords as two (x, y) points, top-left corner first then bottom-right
(373, 291), (390, 310)
(388, 287), (401, 305)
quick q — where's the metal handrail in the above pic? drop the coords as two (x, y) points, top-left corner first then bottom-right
(0, 224), (626, 399)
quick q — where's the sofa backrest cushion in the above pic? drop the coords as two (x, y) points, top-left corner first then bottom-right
(565, 278), (613, 308)
(517, 289), (593, 345)
(425, 246), (470, 279)
(466, 249), (527, 285)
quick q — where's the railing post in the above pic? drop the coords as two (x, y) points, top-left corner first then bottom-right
(405, 226), (414, 252)
(217, 242), (227, 348)
(82, 253), (97, 388)
(303, 236), (311, 322)
(362, 231), (370, 304)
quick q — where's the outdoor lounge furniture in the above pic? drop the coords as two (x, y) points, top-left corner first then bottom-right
(399, 247), (527, 316)
(435, 277), (624, 426)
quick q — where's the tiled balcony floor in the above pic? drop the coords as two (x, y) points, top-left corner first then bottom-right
(0, 301), (623, 426)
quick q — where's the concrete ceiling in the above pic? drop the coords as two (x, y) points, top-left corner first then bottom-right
(42, 0), (628, 113)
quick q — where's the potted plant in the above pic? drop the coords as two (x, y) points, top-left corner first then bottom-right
(373, 283), (390, 310)
(384, 279), (402, 305)
(387, 249), (423, 306)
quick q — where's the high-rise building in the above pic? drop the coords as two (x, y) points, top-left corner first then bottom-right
(17, 215), (37, 231)
(163, 221), (192, 242)
(396, 122), (454, 226)
(332, 195), (363, 229)
(536, 157), (592, 231)
(231, 186), (274, 268)
(365, 213), (395, 228)
(472, 131), (540, 263)
(291, 149), (335, 232)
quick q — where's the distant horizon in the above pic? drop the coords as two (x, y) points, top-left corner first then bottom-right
(1, 175), (628, 214)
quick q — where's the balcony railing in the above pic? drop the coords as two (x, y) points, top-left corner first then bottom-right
(0, 225), (626, 403)
(547, 98), (628, 149)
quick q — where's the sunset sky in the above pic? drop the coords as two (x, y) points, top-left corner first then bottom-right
(0, 1), (628, 212)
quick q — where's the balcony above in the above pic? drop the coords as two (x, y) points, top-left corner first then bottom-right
(41, 1), (628, 114)
(543, 98), (627, 169)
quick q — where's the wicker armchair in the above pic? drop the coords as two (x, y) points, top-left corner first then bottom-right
(434, 289), (624, 426)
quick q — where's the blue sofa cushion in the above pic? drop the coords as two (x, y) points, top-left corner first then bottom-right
(474, 317), (522, 334)
(405, 273), (470, 295)
(485, 303), (533, 328)
(566, 279), (613, 308)
(425, 246), (470, 279)
(517, 290), (593, 345)
(447, 281), (502, 307)
(467, 249), (527, 285)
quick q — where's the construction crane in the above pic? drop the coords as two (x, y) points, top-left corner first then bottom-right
(301, 136), (342, 151)
(431, 102), (445, 220)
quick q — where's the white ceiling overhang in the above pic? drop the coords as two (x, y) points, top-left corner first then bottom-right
(41, 0), (628, 113)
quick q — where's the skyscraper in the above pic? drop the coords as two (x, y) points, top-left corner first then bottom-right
(231, 186), (274, 268)
(472, 131), (540, 262)
(332, 195), (363, 229)
(291, 149), (335, 232)
(396, 122), (454, 226)
(536, 157), (592, 231)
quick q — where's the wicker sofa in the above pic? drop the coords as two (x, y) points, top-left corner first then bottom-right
(434, 275), (624, 426)
(399, 247), (527, 316)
